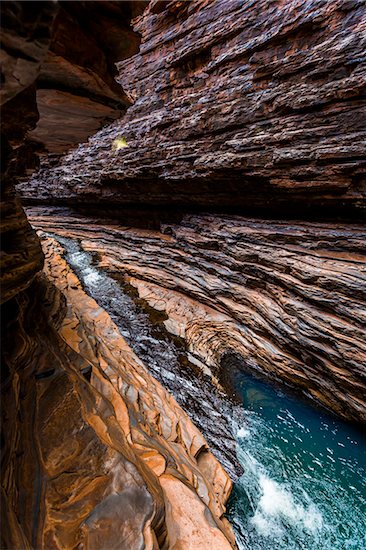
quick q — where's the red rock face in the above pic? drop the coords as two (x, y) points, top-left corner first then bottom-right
(27, 208), (366, 425)
(2, 1), (366, 547)
(27, 1), (148, 156)
(1, 6), (238, 549)
(20, 0), (366, 215)
(0, 1), (57, 304)
(1, 234), (236, 550)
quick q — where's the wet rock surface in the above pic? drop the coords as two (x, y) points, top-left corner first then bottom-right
(45, 233), (243, 480)
(1, 234), (236, 549)
(27, 207), (366, 425)
(21, 0), (366, 215)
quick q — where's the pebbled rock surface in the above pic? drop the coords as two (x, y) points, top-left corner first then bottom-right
(27, 207), (366, 424)
(21, 0), (366, 215)
(1, 234), (236, 550)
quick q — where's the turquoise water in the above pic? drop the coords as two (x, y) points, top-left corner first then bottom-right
(227, 370), (366, 550)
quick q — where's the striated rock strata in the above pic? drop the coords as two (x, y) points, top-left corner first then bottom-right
(27, 208), (366, 424)
(21, 0), (366, 215)
(1, 233), (235, 549)
(2, 1), (366, 547)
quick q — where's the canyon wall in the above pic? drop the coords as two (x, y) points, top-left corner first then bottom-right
(1, 1), (56, 304)
(21, 0), (366, 216)
(1, 3), (237, 548)
(0, 0), (147, 304)
(16, 0), (365, 424)
(27, 208), (366, 425)
(2, 0), (366, 548)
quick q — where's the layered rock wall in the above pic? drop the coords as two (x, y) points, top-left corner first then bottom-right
(27, 209), (366, 424)
(0, 1), (57, 304)
(2, 1), (366, 547)
(26, 0), (148, 157)
(1, 4), (239, 548)
(0, 0), (145, 304)
(22, 0), (366, 215)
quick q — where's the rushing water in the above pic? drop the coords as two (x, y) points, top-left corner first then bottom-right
(228, 369), (366, 550)
(52, 234), (242, 478)
(51, 232), (365, 549)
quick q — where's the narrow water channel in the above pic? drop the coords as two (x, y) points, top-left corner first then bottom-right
(52, 233), (365, 550)
(52, 234), (242, 479)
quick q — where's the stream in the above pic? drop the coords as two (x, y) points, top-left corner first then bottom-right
(53, 234), (243, 479)
(53, 233), (366, 550)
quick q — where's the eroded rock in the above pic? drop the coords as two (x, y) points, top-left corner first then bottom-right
(21, 0), (366, 215)
(0, 1), (57, 304)
(1, 233), (236, 549)
(0, 0), (146, 304)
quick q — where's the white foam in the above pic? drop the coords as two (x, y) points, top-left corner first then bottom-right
(250, 474), (323, 537)
(237, 427), (251, 439)
(84, 269), (103, 286)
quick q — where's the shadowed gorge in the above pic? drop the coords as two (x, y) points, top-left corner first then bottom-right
(1, 1), (366, 549)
